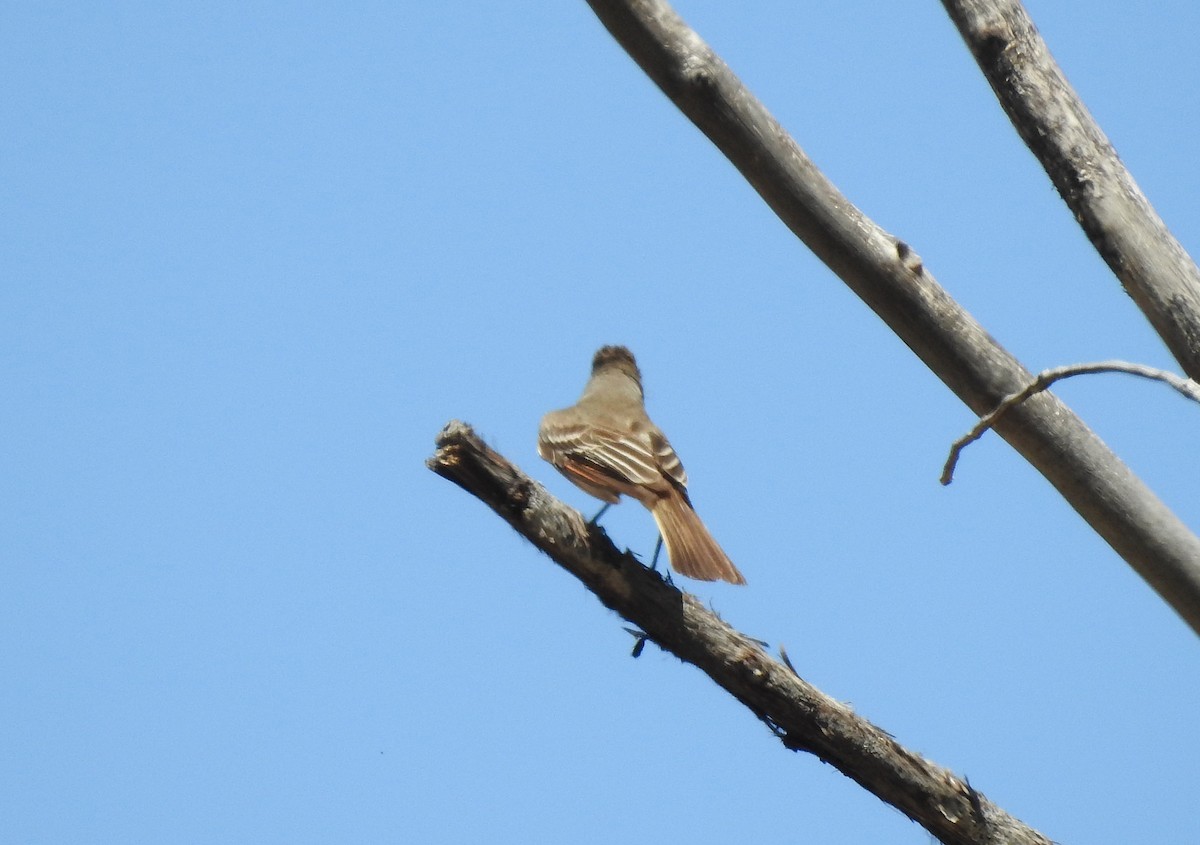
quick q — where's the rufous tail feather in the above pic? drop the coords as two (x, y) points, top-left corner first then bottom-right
(650, 490), (745, 585)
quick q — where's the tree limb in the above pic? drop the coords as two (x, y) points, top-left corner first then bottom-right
(580, 0), (1200, 635)
(940, 0), (1200, 382)
(943, 361), (1200, 484)
(427, 420), (1055, 845)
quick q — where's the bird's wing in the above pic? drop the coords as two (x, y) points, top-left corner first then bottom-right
(648, 429), (688, 490)
(540, 419), (665, 487)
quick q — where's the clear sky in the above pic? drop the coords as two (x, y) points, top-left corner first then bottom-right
(4, 2), (1200, 843)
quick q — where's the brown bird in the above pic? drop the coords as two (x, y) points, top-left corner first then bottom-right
(538, 345), (745, 585)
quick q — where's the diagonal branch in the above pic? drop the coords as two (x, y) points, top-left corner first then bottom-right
(580, 0), (1200, 635)
(427, 420), (1054, 845)
(940, 0), (1200, 382)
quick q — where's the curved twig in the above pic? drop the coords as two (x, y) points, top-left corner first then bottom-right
(943, 361), (1200, 484)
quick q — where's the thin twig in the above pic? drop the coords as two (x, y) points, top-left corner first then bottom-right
(942, 361), (1200, 484)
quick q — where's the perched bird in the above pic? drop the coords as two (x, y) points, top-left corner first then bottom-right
(538, 345), (745, 585)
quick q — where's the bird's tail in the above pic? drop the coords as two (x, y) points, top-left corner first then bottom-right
(650, 489), (746, 585)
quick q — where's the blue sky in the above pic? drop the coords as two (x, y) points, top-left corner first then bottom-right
(4, 2), (1200, 843)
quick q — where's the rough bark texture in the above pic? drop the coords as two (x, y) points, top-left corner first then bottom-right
(941, 0), (1200, 382)
(427, 420), (1055, 845)
(580, 0), (1200, 634)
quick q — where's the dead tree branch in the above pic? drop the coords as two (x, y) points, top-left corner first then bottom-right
(427, 420), (1055, 845)
(941, 0), (1200, 382)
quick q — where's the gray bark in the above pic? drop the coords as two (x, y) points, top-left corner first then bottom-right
(941, 0), (1200, 381)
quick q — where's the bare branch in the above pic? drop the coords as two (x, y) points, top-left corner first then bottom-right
(427, 420), (1055, 845)
(940, 0), (1200, 382)
(943, 362), (1200, 484)
(579, 0), (1200, 633)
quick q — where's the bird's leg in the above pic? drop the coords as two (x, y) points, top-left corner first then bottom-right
(649, 535), (664, 571)
(646, 537), (673, 585)
(587, 502), (612, 525)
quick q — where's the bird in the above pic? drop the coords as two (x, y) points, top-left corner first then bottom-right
(537, 345), (745, 585)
